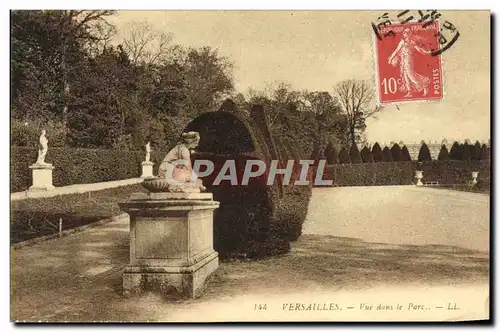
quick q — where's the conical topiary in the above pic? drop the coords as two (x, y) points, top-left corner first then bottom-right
(338, 147), (351, 164)
(360, 146), (374, 163)
(418, 142), (432, 161)
(437, 144), (450, 161)
(480, 143), (490, 160)
(449, 141), (461, 160)
(349, 143), (362, 164)
(324, 142), (338, 165)
(401, 145), (412, 161)
(371, 142), (384, 163)
(382, 146), (393, 162)
(461, 142), (472, 163)
(390, 143), (404, 162)
(472, 141), (482, 160)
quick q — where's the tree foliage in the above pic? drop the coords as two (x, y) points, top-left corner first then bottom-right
(334, 79), (381, 145)
(11, 11), (234, 151)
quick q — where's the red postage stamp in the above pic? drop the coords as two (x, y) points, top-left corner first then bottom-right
(374, 21), (443, 104)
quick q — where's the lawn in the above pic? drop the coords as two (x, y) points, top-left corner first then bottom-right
(10, 184), (147, 244)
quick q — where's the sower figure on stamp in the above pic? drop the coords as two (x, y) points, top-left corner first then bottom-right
(158, 131), (206, 192)
(388, 28), (432, 97)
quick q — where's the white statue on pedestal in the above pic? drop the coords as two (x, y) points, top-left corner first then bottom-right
(145, 142), (151, 162)
(36, 130), (48, 165)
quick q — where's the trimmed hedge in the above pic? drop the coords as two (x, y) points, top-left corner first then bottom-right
(318, 160), (490, 187)
(414, 160), (490, 185)
(11, 146), (165, 193)
(321, 162), (414, 186)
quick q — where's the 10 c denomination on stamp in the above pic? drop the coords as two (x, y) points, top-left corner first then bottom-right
(374, 21), (443, 104)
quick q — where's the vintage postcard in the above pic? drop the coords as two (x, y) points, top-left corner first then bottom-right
(10, 10), (490, 323)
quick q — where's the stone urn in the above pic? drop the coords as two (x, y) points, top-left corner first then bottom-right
(471, 171), (479, 185)
(414, 170), (424, 186)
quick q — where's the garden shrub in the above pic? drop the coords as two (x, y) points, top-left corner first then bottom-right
(318, 160), (490, 187)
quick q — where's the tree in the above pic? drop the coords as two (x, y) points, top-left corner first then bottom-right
(360, 146), (374, 163)
(338, 147), (351, 164)
(349, 143), (362, 164)
(390, 143), (404, 162)
(371, 142), (384, 162)
(401, 145), (412, 161)
(324, 142), (338, 165)
(437, 145), (450, 161)
(449, 141), (462, 160)
(121, 20), (173, 66)
(382, 147), (393, 162)
(418, 142), (432, 161)
(11, 10), (116, 143)
(335, 79), (381, 145)
(182, 46), (235, 116)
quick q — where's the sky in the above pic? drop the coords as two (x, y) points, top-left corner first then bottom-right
(108, 10), (490, 144)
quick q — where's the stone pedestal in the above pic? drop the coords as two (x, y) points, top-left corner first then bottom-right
(119, 192), (220, 299)
(141, 161), (154, 178)
(28, 163), (55, 191)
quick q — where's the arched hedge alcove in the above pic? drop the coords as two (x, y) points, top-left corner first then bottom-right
(183, 99), (312, 259)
